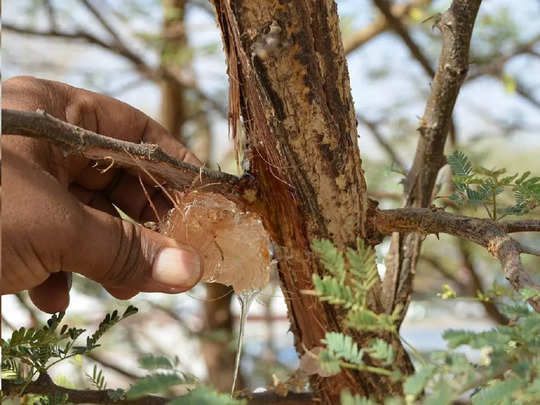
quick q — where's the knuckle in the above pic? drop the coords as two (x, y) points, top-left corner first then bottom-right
(65, 92), (99, 129)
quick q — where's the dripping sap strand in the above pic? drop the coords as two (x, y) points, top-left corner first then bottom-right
(231, 289), (260, 396)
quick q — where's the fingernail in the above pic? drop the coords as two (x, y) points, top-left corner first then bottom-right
(152, 247), (201, 288)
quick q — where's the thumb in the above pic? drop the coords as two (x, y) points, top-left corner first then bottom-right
(66, 205), (202, 293)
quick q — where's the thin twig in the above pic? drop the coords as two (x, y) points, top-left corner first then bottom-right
(420, 252), (508, 324)
(79, 0), (124, 45)
(357, 114), (406, 171)
(372, 0), (435, 77)
(85, 353), (141, 381)
(467, 34), (540, 81)
(517, 242), (540, 257)
(2, 109), (246, 197)
(44, 0), (57, 31)
(343, 0), (432, 55)
(3, 23), (227, 117)
(2, 315), (18, 332)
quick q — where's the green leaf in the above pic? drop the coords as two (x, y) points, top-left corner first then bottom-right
(340, 390), (378, 405)
(438, 284), (457, 299)
(442, 329), (475, 348)
(312, 239), (346, 282)
(169, 386), (246, 405)
(86, 364), (107, 390)
(472, 377), (525, 405)
(318, 351), (342, 376)
(366, 339), (394, 366)
(519, 287), (540, 301)
(404, 365), (436, 396)
(138, 354), (174, 371)
(346, 239), (379, 292)
(312, 274), (359, 308)
(126, 373), (186, 398)
(515, 171), (531, 185)
(424, 382), (453, 405)
(448, 150), (472, 177)
(123, 305), (139, 318)
(346, 309), (396, 332)
(322, 332), (364, 365)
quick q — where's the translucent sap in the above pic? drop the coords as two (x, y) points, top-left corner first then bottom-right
(163, 191), (273, 293)
(231, 289), (259, 396)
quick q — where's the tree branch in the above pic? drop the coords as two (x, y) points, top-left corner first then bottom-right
(420, 251), (509, 324)
(343, 0), (432, 55)
(376, 207), (540, 312)
(86, 352), (141, 381)
(3, 23), (113, 51)
(467, 34), (540, 81)
(2, 373), (313, 405)
(500, 219), (540, 233)
(455, 239), (509, 324)
(381, 0), (483, 318)
(3, 22), (227, 117)
(2, 374), (167, 405)
(44, 0), (58, 31)
(357, 114), (406, 171)
(79, 0), (124, 45)
(1, 109), (248, 198)
(372, 0), (435, 77)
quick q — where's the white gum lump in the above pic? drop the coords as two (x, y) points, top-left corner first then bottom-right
(163, 191), (272, 293)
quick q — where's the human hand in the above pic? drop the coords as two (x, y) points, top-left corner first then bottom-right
(1, 76), (202, 313)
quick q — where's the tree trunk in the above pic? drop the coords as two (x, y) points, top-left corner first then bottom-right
(212, 1), (413, 402)
(160, 0), (187, 141)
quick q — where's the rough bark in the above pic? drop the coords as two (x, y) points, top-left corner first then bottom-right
(211, 0), (412, 402)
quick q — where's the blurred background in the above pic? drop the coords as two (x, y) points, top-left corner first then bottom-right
(2, 0), (540, 396)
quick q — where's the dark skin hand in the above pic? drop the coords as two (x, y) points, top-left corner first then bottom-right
(1, 76), (202, 313)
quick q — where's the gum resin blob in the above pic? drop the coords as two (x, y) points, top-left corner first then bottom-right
(162, 191), (273, 293)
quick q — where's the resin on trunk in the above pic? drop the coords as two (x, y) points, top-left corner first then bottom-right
(162, 191), (273, 292)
